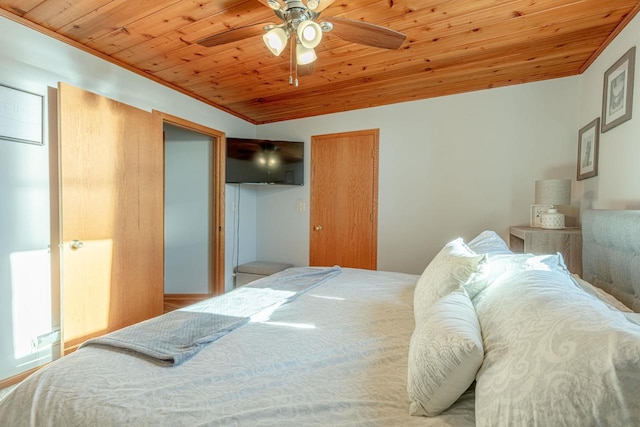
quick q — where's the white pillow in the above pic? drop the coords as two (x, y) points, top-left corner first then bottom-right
(464, 252), (562, 299)
(407, 288), (483, 417)
(413, 238), (484, 323)
(474, 267), (640, 426)
(466, 230), (512, 255)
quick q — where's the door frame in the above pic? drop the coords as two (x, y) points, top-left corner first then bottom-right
(153, 111), (226, 295)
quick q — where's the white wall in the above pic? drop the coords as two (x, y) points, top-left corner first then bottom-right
(577, 13), (640, 211)
(225, 184), (259, 291)
(257, 77), (582, 274)
(0, 132), (52, 380)
(164, 125), (212, 294)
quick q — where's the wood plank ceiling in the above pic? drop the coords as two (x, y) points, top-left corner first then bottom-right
(1, 0), (639, 124)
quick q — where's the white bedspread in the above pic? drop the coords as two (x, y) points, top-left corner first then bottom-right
(0, 268), (475, 426)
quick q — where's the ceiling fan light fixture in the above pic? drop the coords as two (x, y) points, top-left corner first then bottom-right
(319, 21), (333, 32)
(296, 44), (317, 65)
(306, 0), (319, 10)
(266, 0), (282, 10)
(297, 20), (322, 48)
(263, 27), (288, 56)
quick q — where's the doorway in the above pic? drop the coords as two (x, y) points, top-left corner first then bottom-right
(158, 113), (226, 312)
(164, 124), (213, 308)
(309, 129), (379, 269)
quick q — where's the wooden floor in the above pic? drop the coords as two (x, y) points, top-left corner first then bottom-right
(163, 293), (211, 313)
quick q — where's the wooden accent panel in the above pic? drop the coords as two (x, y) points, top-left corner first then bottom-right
(163, 293), (211, 313)
(1, 0), (639, 123)
(58, 83), (163, 354)
(309, 129), (378, 270)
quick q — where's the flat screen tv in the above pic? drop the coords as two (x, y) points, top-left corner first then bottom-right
(226, 137), (304, 185)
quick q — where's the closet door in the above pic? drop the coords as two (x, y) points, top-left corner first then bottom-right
(58, 83), (163, 354)
(309, 129), (378, 269)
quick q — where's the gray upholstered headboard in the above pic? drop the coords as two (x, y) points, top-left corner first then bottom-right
(582, 209), (640, 312)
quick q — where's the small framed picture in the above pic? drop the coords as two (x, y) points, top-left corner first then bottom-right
(601, 46), (635, 132)
(577, 118), (599, 180)
(0, 84), (44, 145)
(530, 204), (550, 228)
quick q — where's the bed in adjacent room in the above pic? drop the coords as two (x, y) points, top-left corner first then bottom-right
(0, 209), (638, 426)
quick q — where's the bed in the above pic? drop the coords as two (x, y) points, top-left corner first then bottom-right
(0, 209), (638, 426)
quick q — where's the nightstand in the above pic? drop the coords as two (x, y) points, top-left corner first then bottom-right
(509, 226), (582, 276)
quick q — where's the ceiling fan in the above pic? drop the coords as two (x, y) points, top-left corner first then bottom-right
(196, 0), (406, 85)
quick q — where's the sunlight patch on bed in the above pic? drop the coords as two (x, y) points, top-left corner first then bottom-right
(176, 288), (318, 329)
(258, 321), (316, 329)
(249, 301), (316, 329)
(179, 287), (294, 318)
(308, 294), (345, 301)
(524, 258), (556, 271)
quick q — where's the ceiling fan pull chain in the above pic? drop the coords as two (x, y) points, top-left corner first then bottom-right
(294, 46), (299, 86)
(289, 35), (294, 85)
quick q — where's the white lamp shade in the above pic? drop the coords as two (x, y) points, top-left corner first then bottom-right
(535, 178), (571, 229)
(263, 27), (288, 56)
(534, 179), (571, 206)
(297, 20), (322, 49)
(296, 44), (317, 65)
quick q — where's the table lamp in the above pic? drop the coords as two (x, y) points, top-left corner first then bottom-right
(535, 179), (571, 229)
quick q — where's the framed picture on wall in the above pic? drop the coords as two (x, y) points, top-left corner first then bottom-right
(0, 84), (44, 145)
(577, 118), (600, 180)
(601, 46), (635, 132)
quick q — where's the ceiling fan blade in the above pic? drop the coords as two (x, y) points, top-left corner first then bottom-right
(197, 23), (266, 47)
(323, 17), (406, 50)
(297, 62), (315, 77)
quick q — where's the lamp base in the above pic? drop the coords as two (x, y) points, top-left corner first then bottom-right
(540, 208), (565, 229)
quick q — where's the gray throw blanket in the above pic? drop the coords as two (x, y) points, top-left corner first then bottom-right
(79, 266), (341, 365)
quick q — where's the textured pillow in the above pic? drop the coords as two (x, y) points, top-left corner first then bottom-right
(474, 266), (640, 426)
(407, 288), (483, 417)
(466, 230), (512, 255)
(464, 252), (562, 300)
(413, 238), (484, 323)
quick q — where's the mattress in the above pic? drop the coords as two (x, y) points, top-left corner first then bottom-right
(0, 268), (475, 426)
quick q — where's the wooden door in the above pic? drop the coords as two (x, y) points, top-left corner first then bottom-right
(58, 83), (163, 354)
(309, 129), (378, 269)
